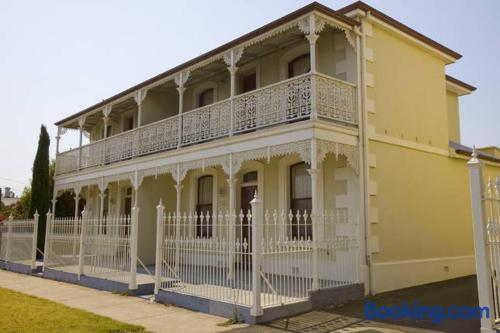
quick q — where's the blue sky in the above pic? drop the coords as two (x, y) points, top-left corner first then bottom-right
(0, 0), (498, 196)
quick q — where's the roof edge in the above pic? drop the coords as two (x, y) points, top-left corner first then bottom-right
(450, 141), (500, 164)
(337, 1), (462, 60)
(445, 75), (477, 93)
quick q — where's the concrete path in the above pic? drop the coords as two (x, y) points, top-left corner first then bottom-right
(0, 269), (448, 333)
(0, 270), (279, 333)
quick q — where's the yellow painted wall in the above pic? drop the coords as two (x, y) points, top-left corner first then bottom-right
(446, 91), (460, 142)
(365, 21), (500, 292)
(370, 142), (473, 262)
(368, 25), (449, 149)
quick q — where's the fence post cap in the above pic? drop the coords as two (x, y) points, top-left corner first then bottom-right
(467, 146), (482, 168)
(157, 198), (164, 209)
(250, 191), (261, 204)
(34, 209), (39, 216)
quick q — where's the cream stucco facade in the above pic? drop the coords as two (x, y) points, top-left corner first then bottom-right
(51, 2), (500, 296)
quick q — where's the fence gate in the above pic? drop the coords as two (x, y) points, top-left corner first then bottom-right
(468, 150), (500, 332)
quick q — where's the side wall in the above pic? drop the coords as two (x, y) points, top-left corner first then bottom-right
(364, 20), (500, 293)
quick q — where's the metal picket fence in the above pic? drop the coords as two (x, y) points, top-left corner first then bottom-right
(44, 209), (139, 289)
(155, 195), (359, 316)
(43, 215), (81, 271)
(83, 215), (134, 284)
(0, 213), (39, 269)
(468, 150), (500, 332)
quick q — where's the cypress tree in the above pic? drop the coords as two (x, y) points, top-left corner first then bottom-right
(29, 125), (51, 251)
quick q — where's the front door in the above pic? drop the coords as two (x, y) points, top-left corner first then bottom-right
(241, 185), (257, 253)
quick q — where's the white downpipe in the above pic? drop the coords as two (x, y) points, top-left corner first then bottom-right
(358, 16), (373, 295)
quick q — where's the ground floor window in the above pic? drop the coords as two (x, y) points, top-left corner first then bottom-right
(196, 175), (213, 238)
(290, 162), (312, 239)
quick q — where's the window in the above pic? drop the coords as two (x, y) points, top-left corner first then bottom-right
(240, 72), (256, 93)
(102, 189), (109, 234)
(288, 54), (310, 78)
(123, 187), (133, 236)
(124, 187), (132, 216)
(124, 117), (134, 131)
(196, 175), (213, 238)
(290, 162), (312, 239)
(102, 125), (112, 139)
(243, 171), (258, 183)
(198, 88), (214, 107)
(103, 189), (109, 217)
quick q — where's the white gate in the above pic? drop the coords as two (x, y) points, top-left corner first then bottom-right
(154, 195), (359, 316)
(0, 213), (39, 269)
(468, 150), (500, 332)
(83, 215), (134, 284)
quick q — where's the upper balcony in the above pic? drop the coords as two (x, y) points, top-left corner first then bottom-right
(55, 11), (359, 177)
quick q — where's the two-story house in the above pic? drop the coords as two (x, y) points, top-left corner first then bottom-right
(45, 1), (500, 323)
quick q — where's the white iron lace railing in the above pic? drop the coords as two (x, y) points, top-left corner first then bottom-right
(181, 99), (231, 145)
(315, 73), (357, 125)
(56, 148), (79, 174)
(56, 73), (356, 175)
(233, 73), (312, 133)
(80, 140), (105, 169)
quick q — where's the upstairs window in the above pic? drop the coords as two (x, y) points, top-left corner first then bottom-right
(240, 72), (256, 94)
(123, 117), (134, 131)
(198, 88), (214, 107)
(288, 54), (310, 78)
(102, 125), (112, 139)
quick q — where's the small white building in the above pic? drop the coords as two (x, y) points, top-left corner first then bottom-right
(1, 187), (19, 207)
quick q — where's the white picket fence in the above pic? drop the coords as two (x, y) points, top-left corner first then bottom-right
(44, 209), (139, 289)
(43, 215), (81, 270)
(468, 151), (500, 332)
(83, 215), (135, 284)
(0, 213), (39, 269)
(155, 196), (359, 315)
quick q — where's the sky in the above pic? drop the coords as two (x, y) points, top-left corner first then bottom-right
(0, 0), (498, 196)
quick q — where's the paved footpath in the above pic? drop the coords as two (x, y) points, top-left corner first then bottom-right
(0, 270), (446, 333)
(0, 270), (284, 333)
